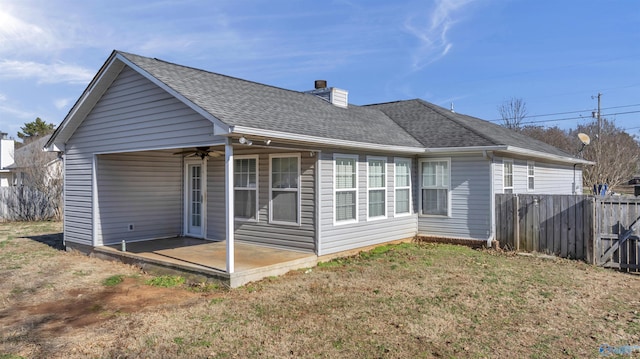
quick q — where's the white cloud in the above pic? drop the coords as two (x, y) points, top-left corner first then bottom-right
(0, 103), (35, 120)
(0, 8), (64, 55)
(404, 0), (474, 70)
(0, 60), (94, 84)
(53, 98), (71, 110)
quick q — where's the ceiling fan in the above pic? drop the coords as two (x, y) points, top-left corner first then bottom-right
(172, 146), (222, 159)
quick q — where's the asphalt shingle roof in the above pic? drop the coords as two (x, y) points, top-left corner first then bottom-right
(119, 52), (423, 148)
(119, 51), (577, 159)
(368, 99), (577, 158)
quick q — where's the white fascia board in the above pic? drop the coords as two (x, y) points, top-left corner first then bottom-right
(425, 146), (508, 154)
(504, 146), (594, 165)
(230, 126), (425, 154)
(426, 145), (593, 165)
(44, 143), (64, 152)
(115, 53), (230, 135)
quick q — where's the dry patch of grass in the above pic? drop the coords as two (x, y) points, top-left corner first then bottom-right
(2, 222), (640, 358)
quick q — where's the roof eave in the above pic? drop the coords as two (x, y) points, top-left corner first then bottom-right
(425, 145), (508, 154)
(231, 126), (425, 154)
(424, 145), (594, 165)
(503, 146), (594, 165)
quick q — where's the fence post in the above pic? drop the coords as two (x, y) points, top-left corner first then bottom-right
(588, 197), (596, 265)
(514, 194), (520, 252)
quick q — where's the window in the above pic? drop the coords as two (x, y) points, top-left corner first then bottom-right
(420, 159), (450, 216)
(503, 160), (513, 193)
(395, 158), (412, 215)
(527, 161), (535, 191)
(334, 154), (358, 223)
(234, 156), (258, 220)
(421, 159), (449, 216)
(367, 157), (386, 219)
(270, 154), (300, 224)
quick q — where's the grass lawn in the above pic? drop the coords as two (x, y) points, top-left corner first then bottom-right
(1, 221), (640, 358)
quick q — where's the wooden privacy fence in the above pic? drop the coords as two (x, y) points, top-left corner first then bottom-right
(496, 194), (640, 271)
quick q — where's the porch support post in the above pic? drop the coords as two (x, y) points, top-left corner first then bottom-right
(225, 139), (235, 274)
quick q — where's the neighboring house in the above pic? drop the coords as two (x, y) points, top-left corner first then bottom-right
(45, 51), (590, 273)
(10, 134), (61, 187)
(0, 132), (15, 187)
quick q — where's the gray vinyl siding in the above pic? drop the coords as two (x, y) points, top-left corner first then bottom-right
(495, 157), (579, 195)
(418, 154), (491, 240)
(95, 151), (182, 245)
(69, 66), (223, 153)
(62, 152), (94, 245)
(63, 65), (224, 246)
(207, 148), (316, 252)
(531, 162), (581, 194)
(318, 151), (418, 256)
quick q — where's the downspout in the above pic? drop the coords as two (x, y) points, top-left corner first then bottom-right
(483, 150), (495, 248)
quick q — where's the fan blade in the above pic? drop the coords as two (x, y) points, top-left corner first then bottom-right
(173, 150), (197, 155)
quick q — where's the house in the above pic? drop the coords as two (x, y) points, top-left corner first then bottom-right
(8, 134), (61, 187)
(0, 132), (15, 187)
(45, 50), (590, 283)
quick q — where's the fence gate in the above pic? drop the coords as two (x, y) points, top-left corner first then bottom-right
(594, 198), (640, 271)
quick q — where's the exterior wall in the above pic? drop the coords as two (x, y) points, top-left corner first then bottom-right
(495, 156), (581, 195)
(534, 162), (582, 194)
(417, 154), (492, 240)
(95, 151), (182, 245)
(0, 138), (14, 169)
(207, 148), (316, 252)
(63, 65), (225, 246)
(318, 151), (418, 256)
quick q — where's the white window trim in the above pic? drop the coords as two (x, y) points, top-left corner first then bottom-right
(503, 159), (514, 193)
(333, 153), (359, 225)
(419, 158), (451, 218)
(527, 161), (535, 192)
(269, 153), (301, 226)
(366, 156), (387, 220)
(234, 155), (259, 222)
(394, 157), (412, 217)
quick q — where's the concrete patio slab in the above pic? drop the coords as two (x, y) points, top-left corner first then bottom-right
(94, 237), (318, 288)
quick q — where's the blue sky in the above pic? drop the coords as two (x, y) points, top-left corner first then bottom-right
(0, 0), (638, 140)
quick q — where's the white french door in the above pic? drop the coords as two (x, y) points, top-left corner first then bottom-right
(184, 159), (207, 238)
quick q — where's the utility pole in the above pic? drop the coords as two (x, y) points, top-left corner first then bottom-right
(597, 92), (601, 140)
(592, 92), (602, 138)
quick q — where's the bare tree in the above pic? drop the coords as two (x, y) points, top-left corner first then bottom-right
(13, 136), (63, 220)
(520, 125), (574, 154)
(498, 97), (528, 130)
(574, 119), (640, 191)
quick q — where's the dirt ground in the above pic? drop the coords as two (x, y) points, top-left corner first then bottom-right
(2, 221), (640, 358)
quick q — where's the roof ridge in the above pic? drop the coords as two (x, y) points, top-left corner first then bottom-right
(414, 99), (499, 146)
(118, 51), (337, 104)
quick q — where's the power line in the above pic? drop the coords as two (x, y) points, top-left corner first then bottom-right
(489, 103), (640, 123)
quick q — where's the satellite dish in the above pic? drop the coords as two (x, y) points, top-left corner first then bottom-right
(578, 133), (591, 145)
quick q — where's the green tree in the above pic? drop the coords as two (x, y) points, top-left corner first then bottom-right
(17, 117), (55, 143)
